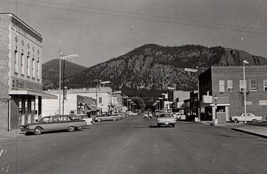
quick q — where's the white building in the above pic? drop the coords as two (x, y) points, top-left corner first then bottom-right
(43, 87), (113, 116)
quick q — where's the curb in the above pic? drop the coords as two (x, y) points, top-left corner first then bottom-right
(231, 128), (267, 138)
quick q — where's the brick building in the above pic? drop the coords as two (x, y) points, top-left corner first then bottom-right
(0, 14), (56, 131)
(199, 66), (267, 122)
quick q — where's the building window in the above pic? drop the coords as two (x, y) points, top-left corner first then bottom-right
(264, 79), (267, 91)
(219, 80), (225, 92)
(32, 57), (35, 79)
(14, 50), (18, 74)
(27, 55), (30, 77)
(227, 80), (233, 92)
(37, 60), (40, 80)
(99, 97), (102, 103)
(21, 53), (25, 75)
(249, 79), (257, 91)
(239, 80), (247, 91)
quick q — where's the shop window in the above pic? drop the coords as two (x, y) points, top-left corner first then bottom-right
(227, 80), (233, 92)
(217, 106), (225, 112)
(219, 80), (225, 92)
(249, 79), (257, 91)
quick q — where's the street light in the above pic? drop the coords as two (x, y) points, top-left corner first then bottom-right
(243, 60), (249, 124)
(214, 95), (218, 125)
(158, 97), (163, 110)
(184, 67), (200, 122)
(59, 51), (79, 115)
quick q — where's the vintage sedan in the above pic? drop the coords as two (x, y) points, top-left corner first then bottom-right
(157, 113), (176, 127)
(94, 114), (121, 122)
(20, 115), (87, 135)
(230, 113), (262, 123)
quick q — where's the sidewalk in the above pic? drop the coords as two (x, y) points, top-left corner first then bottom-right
(0, 129), (22, 142)
(201, 121), (267, 138)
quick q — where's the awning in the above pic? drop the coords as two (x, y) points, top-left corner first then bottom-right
(84, 104), (99, 112)
(9, 90), (58, 99)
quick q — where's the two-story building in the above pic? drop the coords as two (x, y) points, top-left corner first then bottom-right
(0, 13), (56, 131)
(199, 66), (267, 122)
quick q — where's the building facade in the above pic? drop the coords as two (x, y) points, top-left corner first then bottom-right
(0, 14), (56, 131)
(42, 93), (97, 116)
(43, 87), (114, 115)
(199, 66), (267, 122)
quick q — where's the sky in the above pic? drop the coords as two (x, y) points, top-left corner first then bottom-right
(0, 0), (266, 67)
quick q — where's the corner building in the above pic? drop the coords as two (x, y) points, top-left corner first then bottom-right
(0, 14), (56, 131)
(199, 66), (267, 122)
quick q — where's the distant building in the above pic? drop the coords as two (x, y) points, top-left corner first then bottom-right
(43, 87), (115, 115)
(199, 66), (267, 122)
(0, 14), (56, 131)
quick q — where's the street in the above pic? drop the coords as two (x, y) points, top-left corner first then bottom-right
(1, 115), (267, 174)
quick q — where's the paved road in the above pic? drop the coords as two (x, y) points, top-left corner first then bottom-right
(1, 115), (267, 174)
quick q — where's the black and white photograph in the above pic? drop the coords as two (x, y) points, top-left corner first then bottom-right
(0, 0), (267, 173)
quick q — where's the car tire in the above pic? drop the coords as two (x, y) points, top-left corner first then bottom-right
(234, 118), (239, 124)
(33, 127), (42, 135)
(98, 119), (102, 122)
(68, 126), (75, 132)
(157, 124), (160, 127)
(172, 124), (175, 128)
(252, 119), (257, 122)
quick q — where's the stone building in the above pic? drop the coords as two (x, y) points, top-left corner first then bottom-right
(0, 13), (56, 131)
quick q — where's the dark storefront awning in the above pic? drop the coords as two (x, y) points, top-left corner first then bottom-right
(84, 104), (99, 112)
(9, 90), (58, 99)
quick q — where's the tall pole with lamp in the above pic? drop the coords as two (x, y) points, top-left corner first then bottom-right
(184, 68), (200, 122)
(243, 60), (249, 124)
(59, 51), (79, 115)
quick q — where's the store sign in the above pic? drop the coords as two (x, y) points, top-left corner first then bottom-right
(259, 100), (267, 105)
(202, 95), (212, 103)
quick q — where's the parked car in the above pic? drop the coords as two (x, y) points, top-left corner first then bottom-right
(127, 111), (138, 116)
(20, 115), (87, 135)
(173, 112), (186, 121)
(156, 113), (176, 127)
(144, 112), (153, 119)
(155, 110), (164, 117)
(94, 114), (121, 122)
(70, 115), (93, 126)
(230, 113), (262, 123)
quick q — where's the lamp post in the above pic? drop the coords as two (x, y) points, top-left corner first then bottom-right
(59, 51), (79, 115)
(158, 97), (163, 110)
(184, 67), (200, 122)
(62, 86), (67, 115)
(214, 95), (218, 125)
(243, 60), (249, 124)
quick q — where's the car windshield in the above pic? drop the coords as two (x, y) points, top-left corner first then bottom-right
(39, 117), (50, 123)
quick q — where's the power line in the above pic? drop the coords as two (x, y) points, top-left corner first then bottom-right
(1, 0), (266, 35)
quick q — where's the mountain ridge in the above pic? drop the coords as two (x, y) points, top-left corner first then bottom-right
(42, 44), (267, 96)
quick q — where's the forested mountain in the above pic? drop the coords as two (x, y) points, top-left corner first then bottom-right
(42, 44), (267, 98)
(42, 59), (86, 90)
